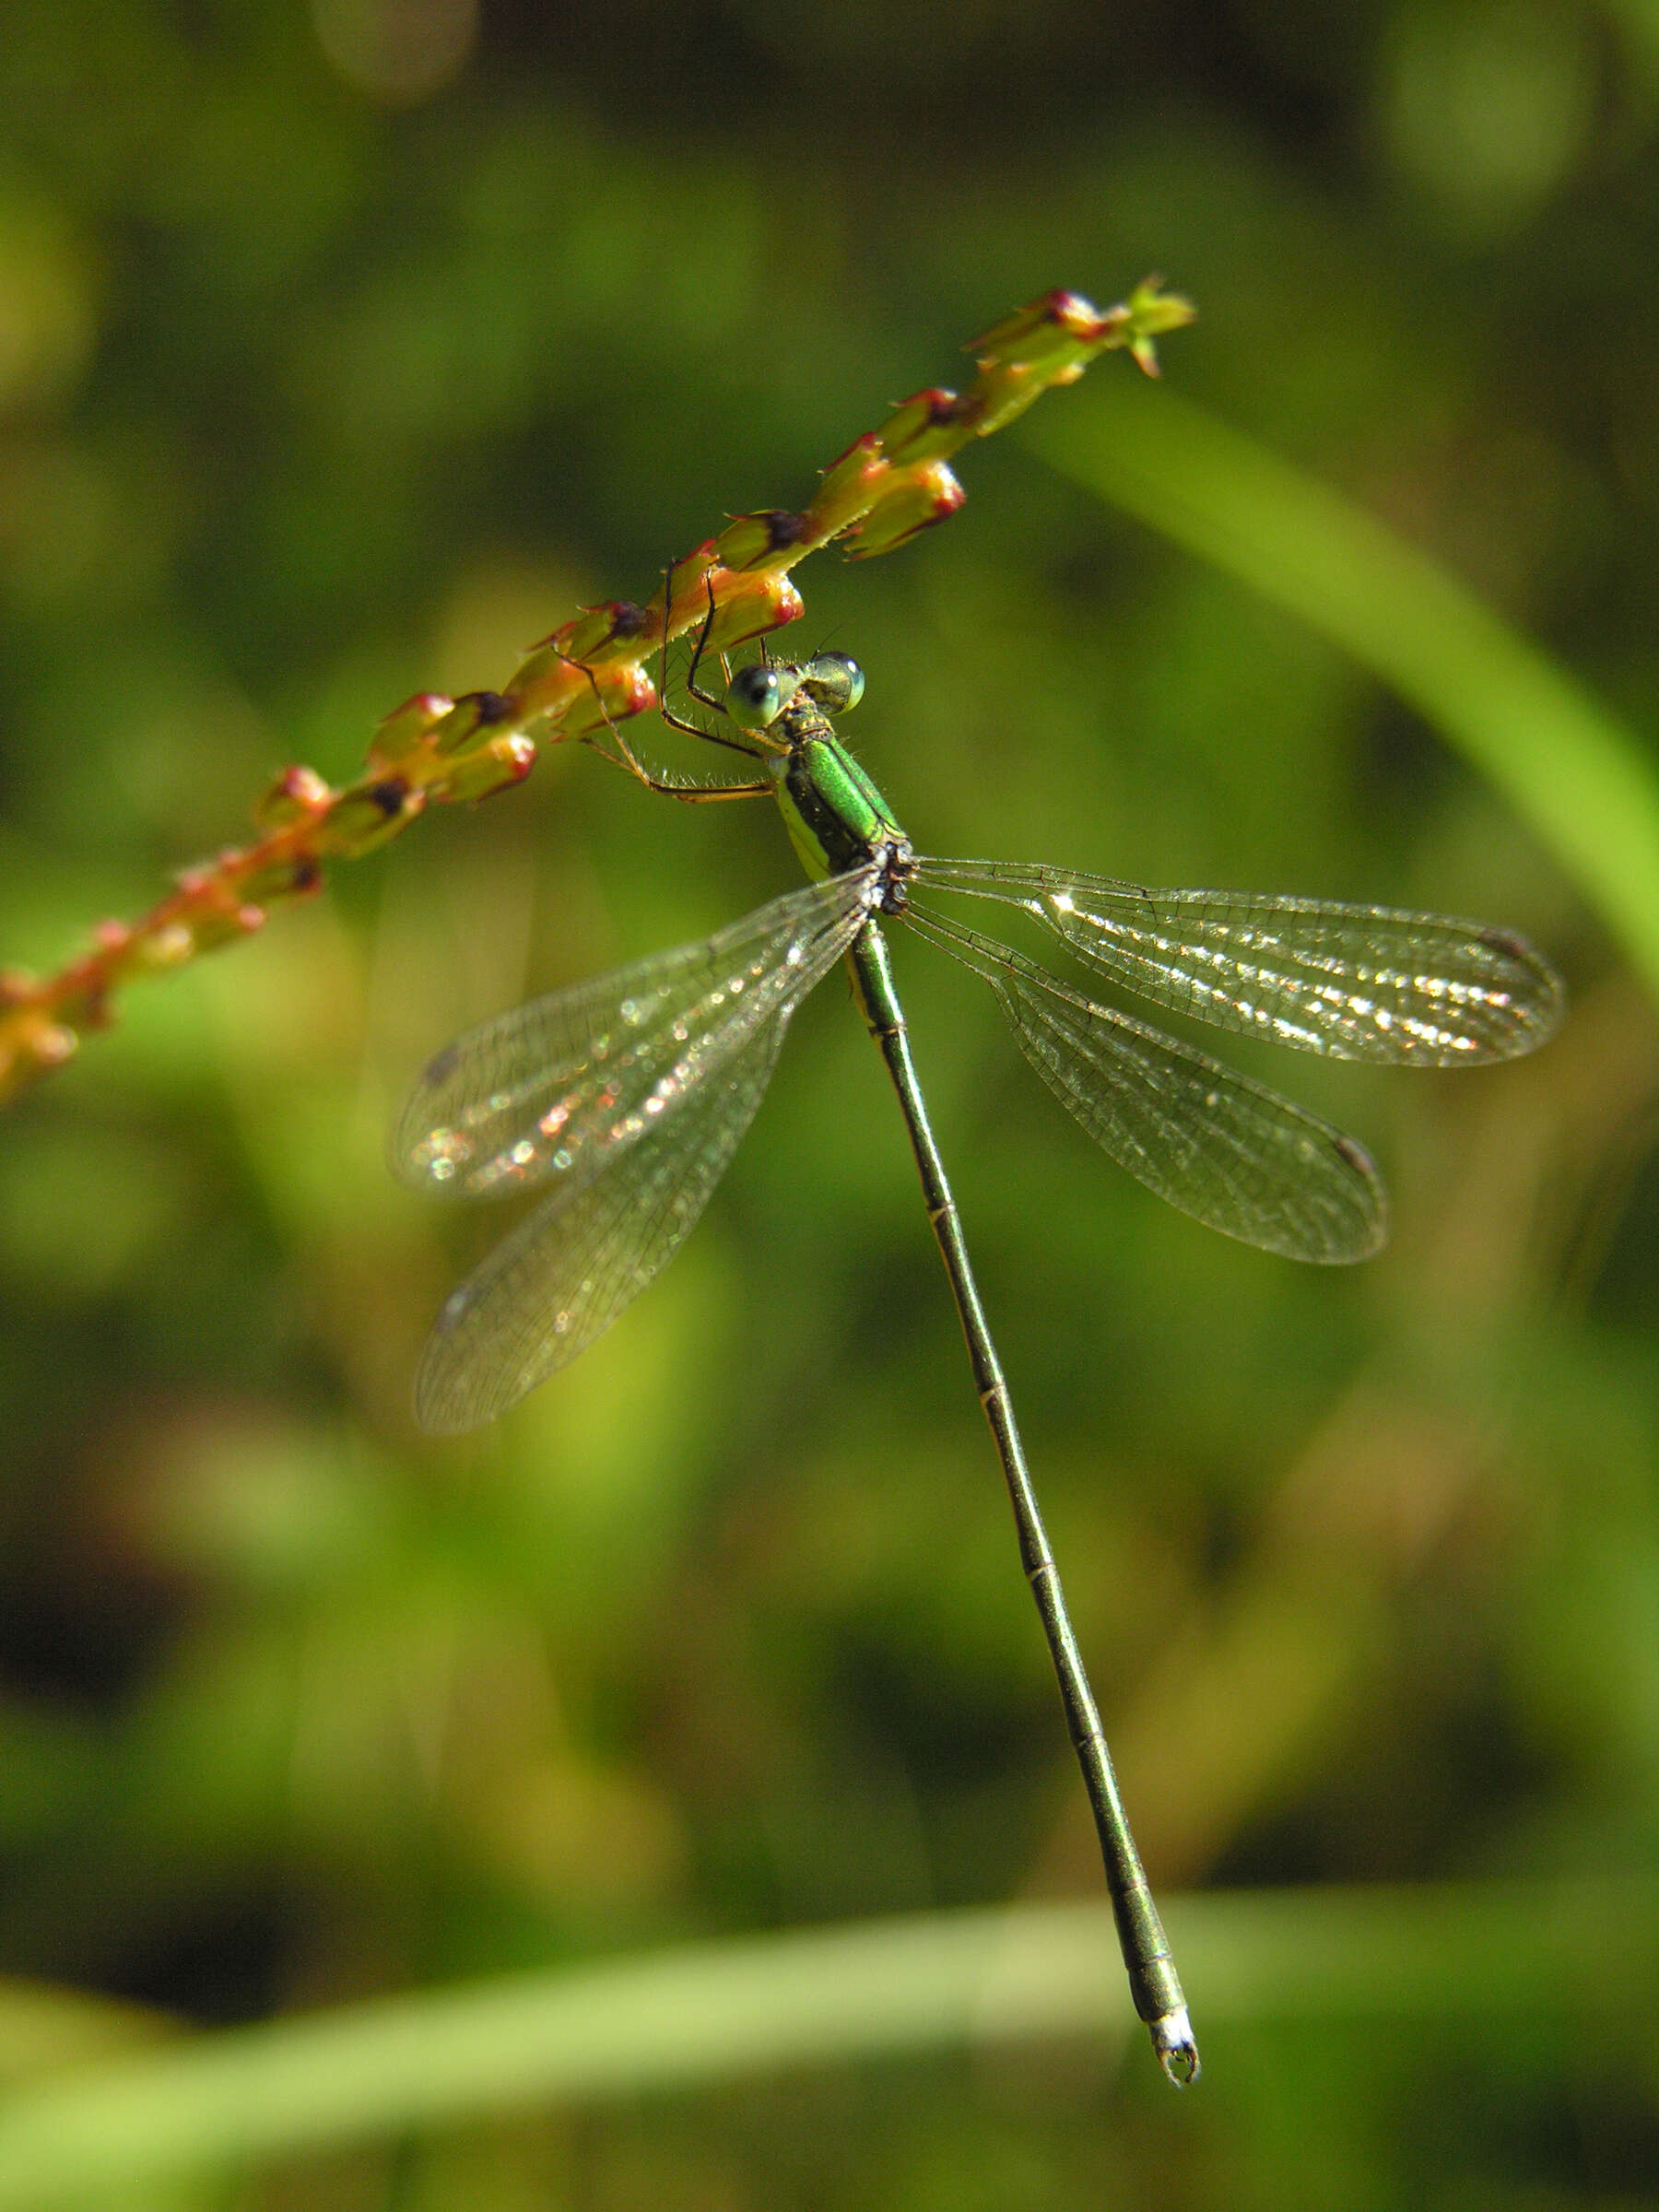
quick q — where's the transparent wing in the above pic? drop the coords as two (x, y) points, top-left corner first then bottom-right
(394, 868), (877, 1203)
(912, 857), (1563, 1065)
(908, 909), (1385, 1264)
(415, 1021), (786, 1432)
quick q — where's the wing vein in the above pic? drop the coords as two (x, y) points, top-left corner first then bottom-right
(912, 857), (1563, 1065)
(907, 903), (1386, 1264)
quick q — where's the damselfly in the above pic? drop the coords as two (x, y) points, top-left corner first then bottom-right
(394, 652), (1563, 2082)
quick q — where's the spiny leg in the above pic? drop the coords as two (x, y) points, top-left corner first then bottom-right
(680, 563), (732, 718)
(658, 563), (734, 739)
(589, 747), (773, 803)
(574, 634), (772, 805)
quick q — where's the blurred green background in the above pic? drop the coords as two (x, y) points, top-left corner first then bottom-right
(3, 0), (1659, 2204)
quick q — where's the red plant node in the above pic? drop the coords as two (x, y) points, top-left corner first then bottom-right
(703, 571), (805, 653)
(845, 461), (967, 559)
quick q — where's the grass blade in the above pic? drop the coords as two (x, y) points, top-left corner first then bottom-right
(1024, 381), (1659, 995)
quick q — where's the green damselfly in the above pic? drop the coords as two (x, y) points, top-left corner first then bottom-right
(394, 653), (1563, 2083)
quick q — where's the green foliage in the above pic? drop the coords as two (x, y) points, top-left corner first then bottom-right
(3, 1), (1658, 2206)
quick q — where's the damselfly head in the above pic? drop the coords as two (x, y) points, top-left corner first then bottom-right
(726, 653), (865, 732)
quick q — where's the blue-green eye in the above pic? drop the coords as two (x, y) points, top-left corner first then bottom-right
(726, 665), (789, 729)
(800, 654), (865, 714)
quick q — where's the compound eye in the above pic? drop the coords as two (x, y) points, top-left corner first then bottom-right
(798, 653), (865, 714)
(832, 655), (865, 712)
(727, 664), (787, 729)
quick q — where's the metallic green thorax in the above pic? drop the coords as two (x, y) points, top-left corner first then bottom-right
(774, 730), (907, 887)
(763, 688), (911, 895)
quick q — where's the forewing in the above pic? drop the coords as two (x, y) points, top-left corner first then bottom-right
(415, 1019), (785, 1432)
(913, 858), (1563, 1065)
(394, 869), (875, 1202)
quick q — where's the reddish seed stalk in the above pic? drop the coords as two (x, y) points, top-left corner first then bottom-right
(0, 281), (1193, 1103)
